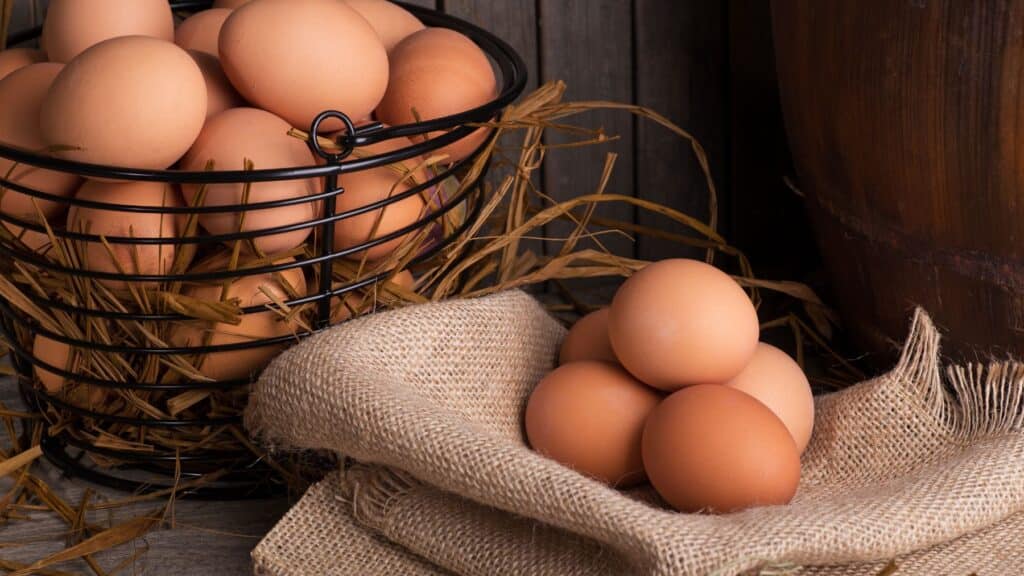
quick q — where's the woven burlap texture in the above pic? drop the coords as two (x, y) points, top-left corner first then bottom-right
(248, 290), (1024, 575)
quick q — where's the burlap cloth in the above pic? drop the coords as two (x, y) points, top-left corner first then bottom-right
(246, 290), (1024, 575)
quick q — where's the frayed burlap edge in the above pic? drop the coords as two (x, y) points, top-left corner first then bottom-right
(886, 308), (1024, 444)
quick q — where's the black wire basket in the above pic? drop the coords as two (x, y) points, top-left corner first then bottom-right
(0, 1), (527, 499)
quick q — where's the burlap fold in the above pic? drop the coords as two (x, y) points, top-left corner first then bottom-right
(248, 290), (1024, 575)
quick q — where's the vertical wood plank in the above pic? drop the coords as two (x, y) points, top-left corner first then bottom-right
(634, 0), (727, 262)
(402, 0), (437, 9)
(539, 0), (636, 259)
(728, 0), (817, 279)
(442, 0), (539, 96)
(8, 0), (44, 40)
(443, 0), (542, 257)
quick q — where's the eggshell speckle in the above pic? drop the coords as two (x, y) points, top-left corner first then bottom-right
(0, 48), (45, 81)
(219, 0), (388, 132)
(67, 180), (183, 289)
(377, 28), (497, 163)
(41, 36), (208, 171)
(725, 343), (815, 454)
(187, 50), (246, 119)
(175, 8), (232, 57)
(0, 63), (81, 223)
(526, 361), (662, 487)
(180, 107), (319, 256)
(642, 384), (801, 513)
(559, 308), (617, 365)
(170, 258), (306, 381)
(42, 0), (174, 63)
(609, 259), (759, 391)
(343, 0), (425, 52)
(334, 136), (427, 261)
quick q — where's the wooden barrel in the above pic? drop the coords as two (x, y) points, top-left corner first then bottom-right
(772, 0), (1024, 361)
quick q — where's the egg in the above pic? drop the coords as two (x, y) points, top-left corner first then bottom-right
(0, 63), (81, 223)
(609, 259), (759, 391)
(33, 334), (70, 394)
(219, 0), (388, 132)
(377, 28), (497, 163)
(41, 36), (207, 171)
(526, 361), (662, 487)
(334, 136), (428, 261)
(724, 343), (815, 454)
(559, 308), (617, 365)
(32, 334), (105, 406)
(0, 48), (46, 81)
(41, 0), (174, 63)
(343, 0), (425, 53)
(3, 223), (55, 254)
(170, 257), (307, 381)
(175, 9), (232, 58)
(180, 107), (319, 256)
(642, 384), (801, 513)
(67, 180), (183, 289)
(214, 0), (251, 8)
(187, 50), (246, 120)
(331, 269), (414, 323)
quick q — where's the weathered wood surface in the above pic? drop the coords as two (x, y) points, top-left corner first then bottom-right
(635, 0), (726, 261)
(538, 0), (637, 259)
(0, 376), (291, 576)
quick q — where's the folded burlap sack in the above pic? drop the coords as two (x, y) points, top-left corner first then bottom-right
(247, 290), (1024, 575)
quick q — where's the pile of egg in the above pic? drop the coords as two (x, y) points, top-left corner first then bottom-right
(526, 258), (815, 514)
(0, 0), (496, 390)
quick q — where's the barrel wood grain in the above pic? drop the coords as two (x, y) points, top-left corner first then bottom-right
(773, 0), (1024, 360)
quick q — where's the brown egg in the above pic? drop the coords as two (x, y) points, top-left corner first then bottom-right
(32, 334), (106, 406)
(67, 180), (183, 290)
(187, 50), (246, 119)
(609, 259), (759, 391)
(724, 343), (815, 454)
(335, 136), (428, 261)
(0, 48), (45, 81)
(331, 269), (414, 323)
(219, 0), (388, 132)
(343, 0), (425, 53)
(377, 28), (497, 163)
(33, 334), (70, 394)
(41, 37), (207, 171)
(3, 223), (55, 255)
(42, 0), (174, 63)
(559, 308), (617, 365)
(0, 63), (81, 223)
(180, 107), (319, 256)
(214, 0), (251, 8)
(526, 361), (662, 487)
(642, 384), (800, 513)
(175, 8), (232, 57)
(170, 258), (307, 381)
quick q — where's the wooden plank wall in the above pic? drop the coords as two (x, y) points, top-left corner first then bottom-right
(435, 0), (730, 262)
(8, 1), (808, 275)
